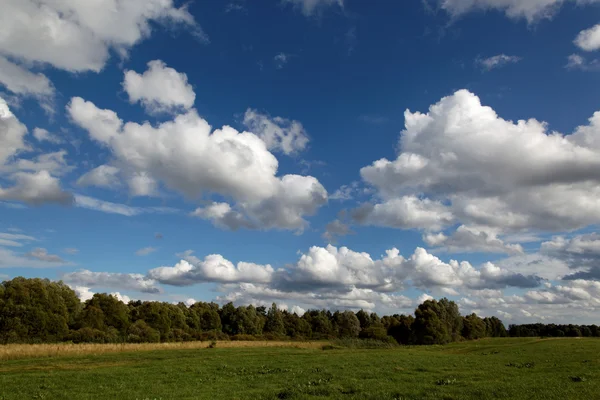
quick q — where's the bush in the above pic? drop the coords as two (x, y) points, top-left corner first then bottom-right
(359, 326), (390, 341)
(127, 320), (160, 343)
(67, 327), (118, 344)
(168, 328), (192, 342)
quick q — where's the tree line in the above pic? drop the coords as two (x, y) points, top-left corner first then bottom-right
(0, 278), (598, 345)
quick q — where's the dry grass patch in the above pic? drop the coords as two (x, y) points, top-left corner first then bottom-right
(0, 341), (325, 361)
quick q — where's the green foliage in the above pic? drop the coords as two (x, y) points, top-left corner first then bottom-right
(127, 320), (160, 343)
(8, 277), (600, 347)
(263, 303), (285, 335)
(462, 313), (487, 340)
(333, 310), (360, 338)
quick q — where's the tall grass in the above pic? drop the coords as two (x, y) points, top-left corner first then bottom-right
(0, 341), (326, 361)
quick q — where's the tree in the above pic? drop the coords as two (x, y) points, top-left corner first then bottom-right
(263, 303), (285, 336)
(462, 314), (486, 340)
(388, 315), (414, 345)
(335, 310), (360, 338)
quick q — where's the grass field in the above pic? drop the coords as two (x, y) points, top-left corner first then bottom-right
(0, 338), (598, 400)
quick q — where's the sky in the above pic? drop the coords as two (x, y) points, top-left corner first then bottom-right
(1, 0), (600, 324)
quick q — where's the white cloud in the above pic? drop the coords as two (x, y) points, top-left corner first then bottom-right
(149, 253), (274, 286)
(1, 151), (73, 177)
(566, 53), (600, 71)
(74, 194), (179, 216)
(111, 292), (131, 303)
(191, 202), (252, 230)
(243, 109), (309, 155)
(77, 165), (121, 189)
(274, 53), (292, 69)
(33, 128), (62, 144)
(0, 0), (204, 74)
(135, 247), (157, 256)
(72, 286), (94, 302)
(575, 23), (600, 51)
(219, 283), (413, 313)
(62, 269), (161, 293)
(68, 98), (327, 231)
(352, 196), (454, 231)
(123, 60), (196, 115)
(127, 173), (158, 197)
(0, 96), (28, 165)
(0, 56), (54, 106)
(424, 225), (524, 254)
(358, 90), (600, 236)
(476, 54), (521, 70)
(540, 233), (600, 280)
(283, 0), (344, 16)
(0, 170), (73, 206)
(64, 248), (79, 255)
(435, 0), (600, 23)
(0, 232), (35, 247)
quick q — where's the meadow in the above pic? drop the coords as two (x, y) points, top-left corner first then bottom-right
(0, 338), (598, 400)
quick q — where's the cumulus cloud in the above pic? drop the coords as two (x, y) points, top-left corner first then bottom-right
(68, 98), (327, 231)
(243, 109), (309, 155)
(0, 171), (73, 206)
(191, 202), (252, 230)
(358, 90), (600, 237)
(219, 283), (413, 313)
(148, 252), (274, 286)
(283, 0), (344, 16)
(0, 0), (204, 74)
(76, 165), (121, 189)
(25, 247), (65, 263)
(72, 286), (94, 302)
(476, 54), (521, 70)
(541, 233), (600, 280)
(434, 0), (600, 23)
(575, 23), (600, 52)
(62, 269), (161, 294)
(352, 196), (453, 231)
(0, 56), (54, 108)
(0, 96), (28, 165)
(424, 225), (524, 254)
(123, 60), (196, 115)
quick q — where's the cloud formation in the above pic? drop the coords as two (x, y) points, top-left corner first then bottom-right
(68, 97), (327, 231)
(123, 60), (196, 115)
(358, 90), (600, 238)
(575, 23), (600, 52)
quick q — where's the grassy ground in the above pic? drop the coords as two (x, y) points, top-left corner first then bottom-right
(0, 338), (598, 399)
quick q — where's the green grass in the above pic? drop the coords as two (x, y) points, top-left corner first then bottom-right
(0, 338), (599, 399)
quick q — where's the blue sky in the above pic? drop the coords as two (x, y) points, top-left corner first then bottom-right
(1, 0), (600, 323)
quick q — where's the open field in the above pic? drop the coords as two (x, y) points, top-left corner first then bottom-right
(0, 341), (324, 361)
(0, 338), (599, 400)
